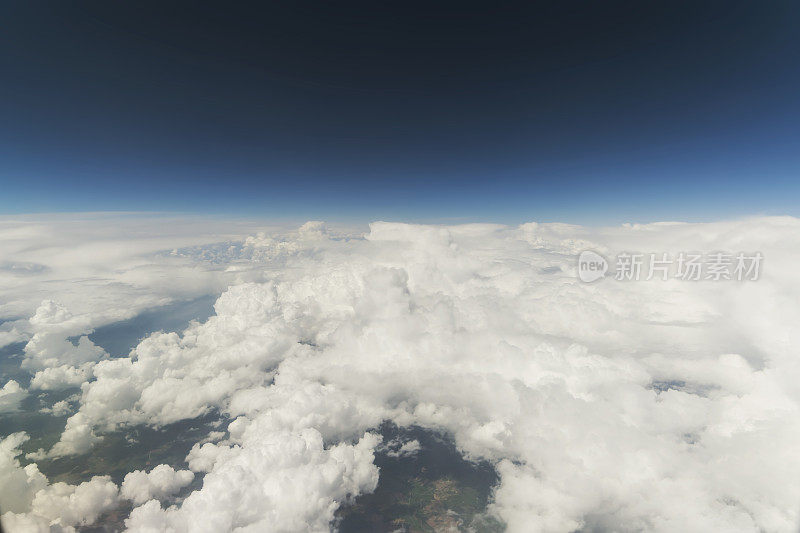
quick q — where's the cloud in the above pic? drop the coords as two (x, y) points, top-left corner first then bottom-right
(0, 213), (287, 350)
(4, 215), (800, 531)
(0, 432), (119, 532)
(0, 261), (50, 276)
(121, 464), (194, 506)
(30, 364), (95, 391)
(28, 477), (119, 529)
(0, 433), (48, 514)
(39, 398), (75, 417)
(49, 412), (102, 458)
(126, 430), (380, 532)
(0, 512), (57, 533)
(0, 327), (25, 349)
(0, 381), (28, 413)
(382, 437), (421, 458)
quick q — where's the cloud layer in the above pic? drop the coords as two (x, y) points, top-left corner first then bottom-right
(2, 216), (800, 532)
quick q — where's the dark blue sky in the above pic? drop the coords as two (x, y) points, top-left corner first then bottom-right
(1, 1), (799, 223)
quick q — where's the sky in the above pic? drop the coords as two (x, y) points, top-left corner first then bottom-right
(1, 1), (799, 223)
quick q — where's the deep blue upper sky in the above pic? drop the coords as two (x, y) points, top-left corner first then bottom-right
(1, 1), (799, 223)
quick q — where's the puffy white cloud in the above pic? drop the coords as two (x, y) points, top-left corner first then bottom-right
(197, 430), (226, 445)
(121, 464), (194, 506)
(0, 433), (48, 514)
(0, 511), (60, 533)
(49, 412), (102, 457)
(28, 477), (119, 528)
(0, 380), (28, 413)
(382, 437), (421, 458)
(6, 215), (800, 531)
(126, 430), (380, 532)
(39, 398), (75, 417)
(23, 332), (104, 372)
(0, 327), (25, 349)
(14, 300), (105, 409)
(28, 300), (79, 328)
(0, 432), (118, 532)
(30, 363), (95, 391)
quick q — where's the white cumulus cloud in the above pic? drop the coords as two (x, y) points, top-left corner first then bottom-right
(0, 380), (28, 413)
(121, 464), (195, 506)
(0, 432), (119, 532)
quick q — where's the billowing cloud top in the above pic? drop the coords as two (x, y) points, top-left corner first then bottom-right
(1, 215), (799, 532)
